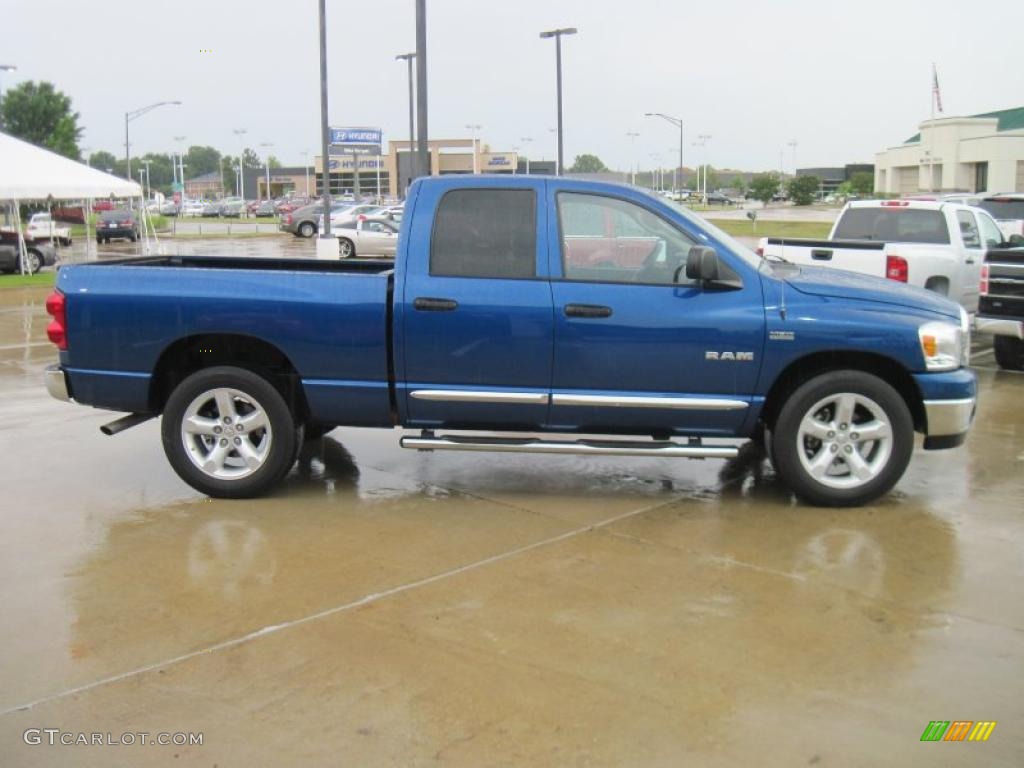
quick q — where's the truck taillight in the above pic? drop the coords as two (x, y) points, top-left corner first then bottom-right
(286, 214), (293, 224)
(980, 264), (989, 296)
(45, 290), (68, 350)
(755, 246), (764, 257)
(886, 254), (908, 282)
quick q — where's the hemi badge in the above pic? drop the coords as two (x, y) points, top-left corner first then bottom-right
(769, 330), (795, 341)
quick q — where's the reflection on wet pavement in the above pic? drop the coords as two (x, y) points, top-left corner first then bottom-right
(0, 286), (1022, 766)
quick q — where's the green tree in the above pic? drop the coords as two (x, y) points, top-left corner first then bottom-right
(184, 145), (222, 178)
(749, 173), (780, 205)
(0, 80), (82, 159)
(850, 171), (874, 196)
(267, 155), (282, 169)
(88, 150), (119, 172)
(703, 166), (720, 191)
(138, 153), (176, 194)
(242, 148), (262, 169)
(787, 175), (820, 206)
(568, 154), (608, 173)
(731, 175), (747, 195)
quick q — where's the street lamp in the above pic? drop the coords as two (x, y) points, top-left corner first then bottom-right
(644, 112), (683, 194)
(395, 52), (416, 188)
(173, 135), (186, 201)
(520, 136), (533, 174)
(465, 124), (482, 173)
(233, 128), (247, 198)
(300, 151), (311, 197)
(697, 134), (711, 202)
(787, 139), (798, 175)
(259, 142), (274, 200)
(625, 132), (639, 185)
(125, 100), (181, 179)
(539, 27), (577, 176)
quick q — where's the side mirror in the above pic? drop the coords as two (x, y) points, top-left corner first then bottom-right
(685, 246), (720, 281)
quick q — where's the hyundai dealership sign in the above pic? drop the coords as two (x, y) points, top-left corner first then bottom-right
(329, 127), (382, 154)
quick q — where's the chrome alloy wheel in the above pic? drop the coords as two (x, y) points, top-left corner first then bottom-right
(180, 387), (273, 480)
(796, 392), (893, 490)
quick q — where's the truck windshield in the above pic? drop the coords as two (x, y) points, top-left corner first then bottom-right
(833, 209), (950, 244)
(977, 200), (1024, 221)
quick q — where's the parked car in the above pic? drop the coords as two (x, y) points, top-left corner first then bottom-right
(92, 200), (115, 212)
(0, 237), (57, 274)
(334, 216), (401, 258)
(276, 198), (309, 214)
(757, 199), (1003, 312)
(975, 193), (1024, 241)
(96, 210), (139, 243)
(279, 202), (325, 238)
(181, 201), (206, 217)
(220, 200), (248, 218)
(44, 175), (975, 506)
(254, 200), (278, 217)
(377, 205), (404, 222)
(159, 201), (180, 216)
(317, 204), (384, 232)
(201, 201), (222, 217)
(704, 191), (735, 205)
(25, 213), (72, 246)
(975, 246), (1024, 370)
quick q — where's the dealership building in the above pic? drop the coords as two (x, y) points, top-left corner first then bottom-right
(874, 106), (1024, 195)
(314, 138), (555, 200)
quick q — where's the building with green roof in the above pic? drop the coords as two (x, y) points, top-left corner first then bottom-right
(875, 106), (1024, 195)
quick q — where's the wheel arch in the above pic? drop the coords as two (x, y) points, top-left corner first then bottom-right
(149, 333), (311, 421)
(761, 351), (926, 434)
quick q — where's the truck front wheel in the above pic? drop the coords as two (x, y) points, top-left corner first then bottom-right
(993, 336), (1024, 371)
(771, 371), (913, 507)
(161, 366), (298, 498)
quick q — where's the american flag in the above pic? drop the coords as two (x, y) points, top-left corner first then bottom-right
(932, 63), (943, 114)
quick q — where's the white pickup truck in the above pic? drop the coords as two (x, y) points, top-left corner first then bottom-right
(26, 213), (72, 246)
(758, 200), (1008, 312)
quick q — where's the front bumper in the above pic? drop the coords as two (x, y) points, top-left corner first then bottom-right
(914, 368), (976, 450)
(45, 364), (71, 402)
(974, 316), (1024, 339)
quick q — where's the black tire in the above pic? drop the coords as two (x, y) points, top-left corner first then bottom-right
(994, 336), (1024, 371)
(20, 250), (42, 274)
(161, 366), (297, 498)
(96, 236), (103, 245)
(297, 221), (316, 238)
(770, 370), (913, 507)
(338, 238), (355, 258)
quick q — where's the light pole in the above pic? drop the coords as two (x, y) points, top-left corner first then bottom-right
(465, 124), (482, 173)
(300, 151), (311, 196)
(0, 64), (16, 115)
(625, 132), (639, 185)
(698, 134), (712, 202)
(644, 113), (683, 194)
(540, 27), (577, 176)
(788, 139), (798, 176)
(259, 141), (274, 200)
(520, 136), (533, 175)
(318, 0), (332, 235)
(415, 0), (429, 183)
(141, 160), (152, 201)
(174, 135), (186, 201)
(125, 100), (181, 180)
(233, 128), (247, 198)
(395, 52), (416, 188)
(649, 153), (662, 191)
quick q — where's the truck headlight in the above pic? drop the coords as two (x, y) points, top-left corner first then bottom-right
(918, 320), (963, 371)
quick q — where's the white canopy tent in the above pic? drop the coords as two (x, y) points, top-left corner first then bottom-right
(0, 130), (144, 273)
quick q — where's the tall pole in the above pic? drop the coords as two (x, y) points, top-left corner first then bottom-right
(626, 132), (639, 185)
(318, 0), (332, 236)
(520, 137), (532, 174)
(396, 52), (416, 195)
(644, 113), (683, 195)
(415, 0), (429, 181)
(124, 100), (182, 182)
(465, 124), (482, 173)
(233, 129), (247, 198)
(540, 28), (577, 176)
(260, 142), (274, 200)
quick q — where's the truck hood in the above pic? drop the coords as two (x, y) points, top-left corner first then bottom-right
(778, 264), (961, 320)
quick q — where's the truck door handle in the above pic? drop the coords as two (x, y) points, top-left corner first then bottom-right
(811, 249), (833, 261)
(413, 297), (458, 312)
(564, 303), (613, 318)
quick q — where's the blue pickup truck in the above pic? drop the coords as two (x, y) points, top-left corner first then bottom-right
(44, 176), (976, 506)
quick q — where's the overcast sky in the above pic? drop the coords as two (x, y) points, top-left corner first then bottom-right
(3, 0), (1021, 173)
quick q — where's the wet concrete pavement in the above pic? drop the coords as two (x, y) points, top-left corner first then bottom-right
(0, 285), (1022, 766)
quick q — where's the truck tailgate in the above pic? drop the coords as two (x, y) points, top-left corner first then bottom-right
(762, 238), (887, 278)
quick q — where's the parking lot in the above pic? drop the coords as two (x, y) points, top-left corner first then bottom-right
(0, 282), (1020, 765)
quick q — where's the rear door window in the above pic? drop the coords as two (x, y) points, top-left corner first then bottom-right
(977, 200), (1024, 221)
(430, 189), (536, 278)
(833, 208), (951, 244)
(956, 210), (981, 249)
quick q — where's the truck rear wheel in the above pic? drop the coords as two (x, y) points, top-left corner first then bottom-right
(771, 371), (913, 507)
(993, 336), (1024, 371)
(161, 366), (297, 498)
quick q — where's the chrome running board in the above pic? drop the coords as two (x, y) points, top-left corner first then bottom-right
(399, 434), (738, 459)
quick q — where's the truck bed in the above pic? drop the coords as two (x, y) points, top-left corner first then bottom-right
(55, 255), (397, 427)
